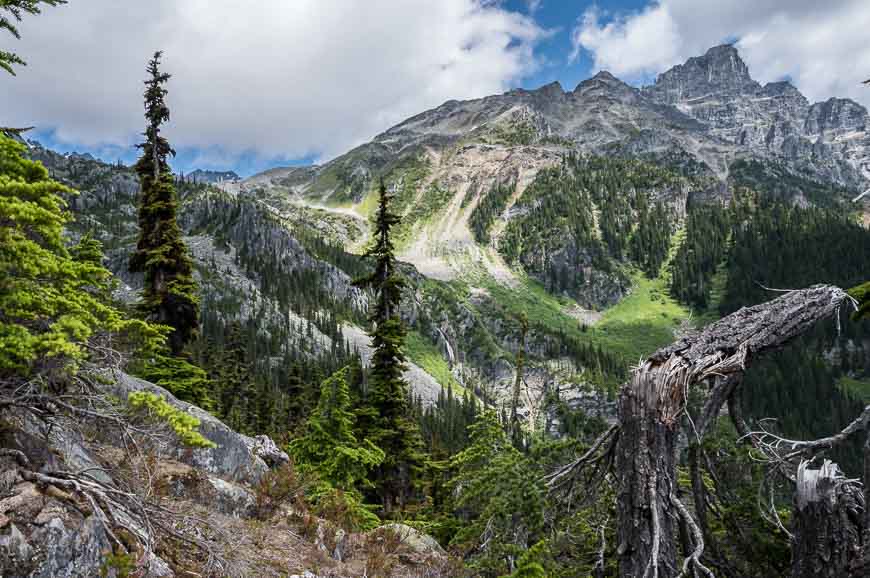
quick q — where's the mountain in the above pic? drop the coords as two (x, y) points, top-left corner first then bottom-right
(228, 44), (868, 284)
(9, 42), (870, 577)
(186, 168), (240, 184)
(207, 43), (870, 433)
(644, 44), (870, 188)
(27, 43), (870, 446)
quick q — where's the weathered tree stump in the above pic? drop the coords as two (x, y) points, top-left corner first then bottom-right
(791, 460), (864, 578)
(613, 285), (850, 577)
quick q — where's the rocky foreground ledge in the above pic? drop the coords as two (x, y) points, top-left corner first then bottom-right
(0, 371), (449, 577)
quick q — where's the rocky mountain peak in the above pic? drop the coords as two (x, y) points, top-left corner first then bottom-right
(695, 43), (755, 86)
(576, 70), (623, 89)
(574, 69), (639, 103)
(590, 70), (618, 82)
(761, 80), (802, 97)
(805, 97), (869, 136)
(646, 43), (758, 104)
(637, 43), (870, 188)
(187, 168), (241, 184)
(532, 80), (564, 99)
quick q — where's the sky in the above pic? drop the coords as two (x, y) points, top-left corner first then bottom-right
(2, 0), (870, 176)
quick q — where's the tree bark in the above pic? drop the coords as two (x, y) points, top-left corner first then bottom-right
(616, 365), (680, 577)
(791, 460), (864, 578)
(613, 285), (849, 577)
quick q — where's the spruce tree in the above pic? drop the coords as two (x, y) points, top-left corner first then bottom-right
(448, 409), (544, 576)
(129, 51), (199, 355)
(290, 366), (384, 491)
(213, 321), (255, 433)
(290, 366), (384, 530)
(354, 179), (424, 514)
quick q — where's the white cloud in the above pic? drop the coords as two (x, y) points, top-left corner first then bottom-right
(571, 0), (870, 107)
(1, 1), (543, 164)
(570, 4), (679, 77)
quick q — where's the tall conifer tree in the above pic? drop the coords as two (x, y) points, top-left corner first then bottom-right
(354, 180), (424, 514)
(289, 366), (384, 492)
(129, 51), (199, 355)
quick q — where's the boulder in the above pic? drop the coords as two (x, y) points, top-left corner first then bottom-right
(379, 523), (446, 558)
(110, 370), (282, 484)
(248, 434), (290, 468)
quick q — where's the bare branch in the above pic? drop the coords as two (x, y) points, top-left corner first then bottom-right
(593, 519), (608, 578)
(745, 404), (870, 457)
(643, 468), (662, 578)
(544, 423), (619, 490)
(0, 448), (30, 468)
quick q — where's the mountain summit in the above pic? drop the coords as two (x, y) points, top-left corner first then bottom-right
(240, 43), (870, 210)
(643, 44), (870, 186)
(645, 44), (758, 103)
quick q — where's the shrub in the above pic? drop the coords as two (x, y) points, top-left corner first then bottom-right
(127, 390), (215, 448)
(254, 463), (308, 520)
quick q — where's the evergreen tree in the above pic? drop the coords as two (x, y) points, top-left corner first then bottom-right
(132, 352), (213, 411)
(0, 0), (65, 75)
(0, 134), (155, 380)
(290, 366), (384, 531)
(354, 180), (424, 514)
(129, 51), (199, 356)
(508, 541), (549, 578)
(212, 321), (255, 433)
(289, 366), (384, 491)
(448, 409), (544, 576)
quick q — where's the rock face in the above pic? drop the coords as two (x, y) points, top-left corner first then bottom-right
(645, 44), (760, 104)
(644, 44), (870, 188)
(0, 370), (289, 578)
(110, 371), (288, 484)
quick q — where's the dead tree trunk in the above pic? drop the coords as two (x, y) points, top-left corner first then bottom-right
(613, 285), (849, 577)
(615, 366), (680, 578)
(791, 460), (864, 578)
